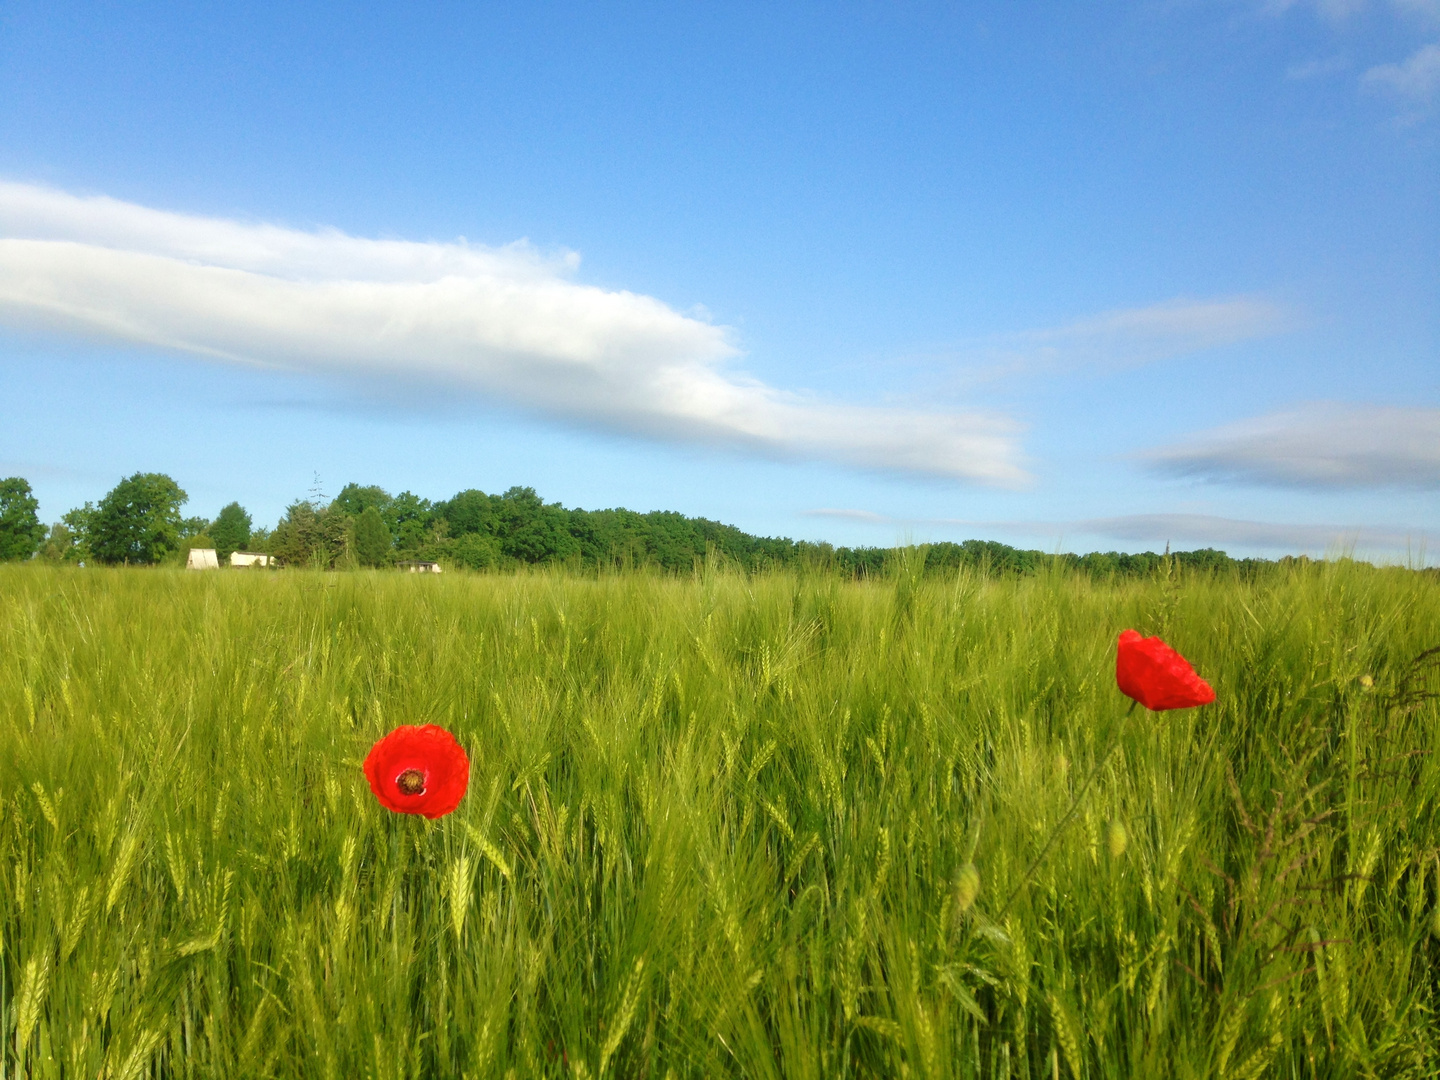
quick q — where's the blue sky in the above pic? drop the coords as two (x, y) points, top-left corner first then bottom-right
(1, 1), (1436, 559)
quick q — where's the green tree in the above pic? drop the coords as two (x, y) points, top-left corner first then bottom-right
(60, 504), (97, 563)
(210, 502), (253, 561)
(89, 473), (188, 565)
(353, 506), (393, 567)
(386, 490), (435, 554)
(436, 489), (499, 537)
(496, 486), (580, 563)
(38, 522), (73, 562)
(270, 500), (348, 568)
(0, 477), (45, 561)
(332, 483), (392, 518)
(452, 531), (502, 570)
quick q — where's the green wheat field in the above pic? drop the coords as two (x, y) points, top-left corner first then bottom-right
(2, 558), (1438, 1078)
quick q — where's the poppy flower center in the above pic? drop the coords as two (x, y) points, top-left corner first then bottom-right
(396, 768), (426, 796)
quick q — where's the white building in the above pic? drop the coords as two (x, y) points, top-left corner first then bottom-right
(186, 548), (220, 570)
(399, 560), (443, 573)
(230, 551), (273, 568)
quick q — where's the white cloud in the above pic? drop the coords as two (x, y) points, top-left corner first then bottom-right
(802, 508), (890, 523)
(1143, 403), (1440, 489)
(953, 296), (1289, 384)
(1264, 0), (1439, 109)
(800, 508), (1429, 554)
(1025, 296), (1288, 356)
(1362, 42), (1440, 103)
(0, 181), (1028, 486)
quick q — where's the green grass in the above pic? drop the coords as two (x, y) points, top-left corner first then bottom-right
(1, 558), (1438, 1078)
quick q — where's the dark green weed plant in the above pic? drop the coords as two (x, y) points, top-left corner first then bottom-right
(0, 558), (1437, 1077)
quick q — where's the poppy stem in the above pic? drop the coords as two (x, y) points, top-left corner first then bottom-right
(995, 705), (1137, 922)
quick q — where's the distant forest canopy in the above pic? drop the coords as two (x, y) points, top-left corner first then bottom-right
(0, 472), (1352, 578)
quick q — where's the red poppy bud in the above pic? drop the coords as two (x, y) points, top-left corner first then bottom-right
(363, 724), (470, 819)
(1115, 629), (1215, 711)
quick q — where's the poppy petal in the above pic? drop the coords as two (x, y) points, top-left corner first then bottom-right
(1116, 629), (1216, 711)
(363, 724), (470, 818)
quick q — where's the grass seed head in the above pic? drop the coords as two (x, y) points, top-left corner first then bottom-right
(954, 862), (981, 915)
(1106, 820), (1129, 860)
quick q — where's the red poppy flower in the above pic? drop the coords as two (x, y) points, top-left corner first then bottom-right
(363, 724), (470, 819)
(1116, 629), (1216, 711)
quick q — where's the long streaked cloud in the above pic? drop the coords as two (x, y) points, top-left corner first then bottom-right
(1363, 42), (1440, 104)
(949, 296), (1289, 385)
(1013, 296), (1288, 364)
(800, 508), (1430, 553)
(0, 181), (1028, 486)
(1142, 403), (1440, 489)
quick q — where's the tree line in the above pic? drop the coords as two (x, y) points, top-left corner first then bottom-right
(0, 472), (1300, 579)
